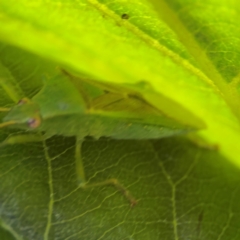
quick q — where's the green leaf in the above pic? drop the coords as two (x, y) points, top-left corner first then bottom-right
(0, 226), (17, 240)
(0, 0), (239, 165)
(0, 0), (240, 239)
(0, 47), (239, 238)
(1, 132), (240, 239)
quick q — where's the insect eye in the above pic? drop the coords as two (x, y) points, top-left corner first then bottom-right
(18, 98), (29, 105)
(27, 118), (41, 128)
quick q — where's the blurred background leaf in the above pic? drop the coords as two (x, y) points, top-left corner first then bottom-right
(0, 226), (17, 240)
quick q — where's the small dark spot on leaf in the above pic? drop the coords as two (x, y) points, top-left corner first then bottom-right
(121, 13), (129, 19)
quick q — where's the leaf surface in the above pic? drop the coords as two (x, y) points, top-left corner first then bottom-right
(1, 131), (240, 240)
(0, 48), (239, 238)
(0, 0), (239, 165)
(0, 1), (240, 239)
(0, 226), (17, 240)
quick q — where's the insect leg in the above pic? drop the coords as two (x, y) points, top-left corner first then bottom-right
(82, 178), (138, 207)
(75, 137), (86, 185)
(0, 120), (17, 128)
(0, 134), (43, 147)
(75, 137), (137, 206)
(187, 133), (219, 150)
(0, 107), (16, 128)
(0, 107), (11, 112)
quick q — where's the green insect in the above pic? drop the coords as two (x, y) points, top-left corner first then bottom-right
(0, 70), (194, 206)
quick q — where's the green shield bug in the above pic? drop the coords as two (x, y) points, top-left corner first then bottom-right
(0, 70), (194, 206)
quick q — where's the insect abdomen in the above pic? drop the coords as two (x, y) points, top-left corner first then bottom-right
(40, 114), (191, 140)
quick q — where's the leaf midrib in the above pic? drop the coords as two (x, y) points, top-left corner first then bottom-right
(87, 0), (219, 91)
(43, 138), (54, 240)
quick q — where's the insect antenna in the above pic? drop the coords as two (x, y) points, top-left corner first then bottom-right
(0, 107), (16, 128)
(0, 107), (11, 112)
(0, 120), (17, 128)
(82, 178), (138, 207)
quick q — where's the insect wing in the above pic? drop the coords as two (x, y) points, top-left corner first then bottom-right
(58, 70), (196, 139)
(62, 70), (195, 129)
(32, 74), (88, 120)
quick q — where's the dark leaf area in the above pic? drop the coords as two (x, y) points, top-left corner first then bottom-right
(0, 135), (239, 239)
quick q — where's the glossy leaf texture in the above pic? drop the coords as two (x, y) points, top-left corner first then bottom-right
(0, 0), (240, 239)
(0, 45), (239, 240)
(0, 0), (239, 164)
(1, 126), (240, 239)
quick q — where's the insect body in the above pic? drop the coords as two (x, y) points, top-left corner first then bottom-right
(0, 71), (194, 205)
